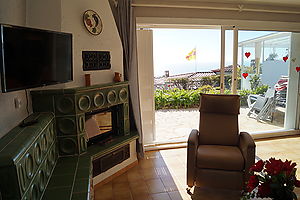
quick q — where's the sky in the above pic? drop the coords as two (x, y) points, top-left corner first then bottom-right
(153, 28), (276, 77)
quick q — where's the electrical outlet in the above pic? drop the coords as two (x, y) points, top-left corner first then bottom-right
(14, 98), (21, 109)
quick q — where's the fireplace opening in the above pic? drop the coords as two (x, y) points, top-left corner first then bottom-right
(85, 108), (114, 146)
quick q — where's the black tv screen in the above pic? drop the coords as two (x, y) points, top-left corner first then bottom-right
(0, 24), (73, 93)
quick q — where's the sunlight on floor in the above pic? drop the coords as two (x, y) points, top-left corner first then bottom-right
(94, 136), (300, 200)
(155, 108), (284, 143)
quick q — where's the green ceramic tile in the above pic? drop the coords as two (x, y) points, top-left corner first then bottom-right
(47, 174), (75, 189)
(78, 134), (87, 154)
(77, 156), (91, 169)
(54, 158), (78, 176)
(42, 186), (72, 200)
(31, 95), (55, 113)
(72, 178), (89, 193)
(54, 95), (76, 116)
(56, 157), (79, 167)
(0, 167), (21, 199)
(75, 168), (90, 179)
(75, 94), (92, 113)
(71, 192), (89, 200)
(0, 127), (23, 153)
(57, 136), (79, 156)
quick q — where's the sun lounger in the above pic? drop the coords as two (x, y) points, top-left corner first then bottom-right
(247, 88), (276, 122)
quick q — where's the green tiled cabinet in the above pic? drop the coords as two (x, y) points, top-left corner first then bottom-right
(31, 82), (130, 156)
(0, 113), (58, 200)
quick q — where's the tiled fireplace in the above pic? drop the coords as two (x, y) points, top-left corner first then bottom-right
(31, 82), (138, 185)
(31, 82), (130, 156)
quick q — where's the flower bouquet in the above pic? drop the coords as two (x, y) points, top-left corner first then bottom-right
(243, 158), (300, 200)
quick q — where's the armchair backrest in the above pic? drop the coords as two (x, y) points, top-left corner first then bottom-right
(199, 94), (240, 146)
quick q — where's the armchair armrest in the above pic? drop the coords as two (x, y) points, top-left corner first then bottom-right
(239, 132), (256, 181)
(187, 129), (199, 187)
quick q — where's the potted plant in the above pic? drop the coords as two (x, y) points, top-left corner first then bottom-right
(243, 158), (300, 200)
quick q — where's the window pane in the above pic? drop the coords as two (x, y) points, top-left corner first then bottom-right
(238, 31), (295, 133)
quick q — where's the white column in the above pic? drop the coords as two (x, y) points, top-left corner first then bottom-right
(231, 27), (239, 94)
(137, 29), (155, 144)
(255, 42), (262, 74)
(220, 26), (225, 94)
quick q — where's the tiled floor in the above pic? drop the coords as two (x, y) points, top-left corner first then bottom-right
(94, 136), (300, 200)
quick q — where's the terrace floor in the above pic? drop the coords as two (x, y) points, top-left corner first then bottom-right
(155, 107), (285, 143)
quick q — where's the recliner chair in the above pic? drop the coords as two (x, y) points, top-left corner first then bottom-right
(187, 93), (256, 190)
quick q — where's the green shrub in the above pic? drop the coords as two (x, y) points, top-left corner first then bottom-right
(155, 85), (269, 110)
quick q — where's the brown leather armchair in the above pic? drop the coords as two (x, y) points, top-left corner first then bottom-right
(187, 93), (256, 190)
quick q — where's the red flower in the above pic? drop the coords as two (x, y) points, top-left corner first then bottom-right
(265, 158), (284, 175)
(282, 160), (297, 176)
(250, 160), (264, 172)
(257, 182), (271, 198)
(247, 175), (259, 192)
(295, 180), (300, 187)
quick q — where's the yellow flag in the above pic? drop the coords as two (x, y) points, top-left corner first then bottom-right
(185, 48), (196, 61)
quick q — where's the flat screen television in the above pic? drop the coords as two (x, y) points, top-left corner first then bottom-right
(0, 24), (73, 93)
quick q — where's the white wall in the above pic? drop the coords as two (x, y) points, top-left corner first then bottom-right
(0, 0), (29, 138)
(61, 0), (123, 87)
(26, 0), (62, 31)
(0, 0), (123, 138)
(261, 60), (288, 87)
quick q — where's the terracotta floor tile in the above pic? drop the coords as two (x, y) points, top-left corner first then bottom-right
(151, 192), (172, 200)
(145, 151), (162, 159)
(112, 182), (131, 194)
(112, 172), (128, 184)
(152, 158), (167, 167)
(155, 166), (173, 178)
(112, 185), (133, 200)
(168, 190), (191, 200)
(127, 169), (144, 182)
(132, 193), (152, 200)
(139, 158), (154, 169)
(146, 178), (167, 194)
(94, 182), (113, 200)
(94, 136), (300, 199)
(140, 168), (160, 180)
(129, 180), (150, 195)
(161, 176), (180, 192)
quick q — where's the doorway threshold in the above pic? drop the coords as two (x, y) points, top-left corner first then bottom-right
(144, 130), (300, 151)
(144, 141), (187, 151)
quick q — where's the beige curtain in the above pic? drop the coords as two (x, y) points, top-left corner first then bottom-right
(109, 0), (144, 156)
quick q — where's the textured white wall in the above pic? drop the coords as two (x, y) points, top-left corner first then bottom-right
(0, 0), (29, 138)
(26, 0), (62, 31)
(0, 0), (123, 138)
(61, 0), (123, 88)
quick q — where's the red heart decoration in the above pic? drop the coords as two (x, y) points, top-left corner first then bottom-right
(296, 67), (300, 72)
(242, 73), (248, 79)
(283, 56), (288, 62)
(245, 52), (251, 58)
